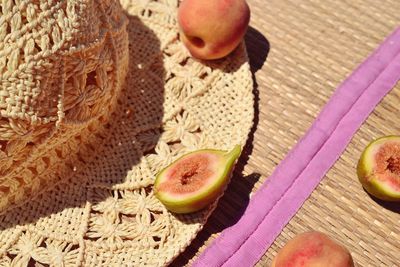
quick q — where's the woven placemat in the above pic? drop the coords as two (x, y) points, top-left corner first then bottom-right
(172, 0), (400, 266)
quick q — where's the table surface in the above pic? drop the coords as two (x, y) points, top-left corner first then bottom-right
(171, 0), (400, 266)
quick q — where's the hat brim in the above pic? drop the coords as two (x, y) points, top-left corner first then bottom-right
(0, 0), (254, 266)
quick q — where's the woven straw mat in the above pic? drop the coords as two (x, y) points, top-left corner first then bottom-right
(171, 0), (400, 267)
(0, 0), (253, 266)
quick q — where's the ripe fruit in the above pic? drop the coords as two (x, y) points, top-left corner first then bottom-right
(271, 231), (354, 267)
(154, 145), (241, 213)
(357, 135), (400, 202)
(177, 0), (250, 60)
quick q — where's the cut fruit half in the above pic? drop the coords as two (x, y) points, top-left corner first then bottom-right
(154, 145), (241, 213)
(357, 135), (400, 202)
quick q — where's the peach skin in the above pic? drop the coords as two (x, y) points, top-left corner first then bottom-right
(178, 0), (250, 60)
(271, 231), (354, 267)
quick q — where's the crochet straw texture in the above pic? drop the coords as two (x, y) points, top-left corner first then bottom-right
(0, 0), (129, 212)
(0, 0), (254, 266)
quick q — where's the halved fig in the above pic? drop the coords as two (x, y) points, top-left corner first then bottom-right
(154, 145), (241, 213)
(357, 135), (400, 202)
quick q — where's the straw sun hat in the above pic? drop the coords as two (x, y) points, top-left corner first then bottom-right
(0, 0), (253, 266)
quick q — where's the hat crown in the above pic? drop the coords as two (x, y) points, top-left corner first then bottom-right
(0, 0), (129, 210)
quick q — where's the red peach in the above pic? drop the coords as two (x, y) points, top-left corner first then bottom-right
(177, 0), (250, 60)
(271, 231), (354, 267)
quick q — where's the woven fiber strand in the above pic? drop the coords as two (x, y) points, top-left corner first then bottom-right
(0, 0), (254, 266)
(0, 0), (129, 212)
(172, 0), (400, 267)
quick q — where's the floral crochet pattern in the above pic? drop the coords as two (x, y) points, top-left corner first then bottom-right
(0, 0), (129, 212)
(0, 0), (253, 266)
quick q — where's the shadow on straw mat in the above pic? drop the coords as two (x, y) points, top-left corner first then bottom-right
(366, 190), (400, 214)
(195, 25), (269, 74)
(245, 26), (270, 73)
(169, 171), (261, 267)
(239, 25), (268, 179)
(170, 26), (270, 267)
(238, 26), (269, 170)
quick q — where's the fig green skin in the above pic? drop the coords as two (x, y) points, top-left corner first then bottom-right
(154, 145), (241, 214)
(357, 135), (400, 202)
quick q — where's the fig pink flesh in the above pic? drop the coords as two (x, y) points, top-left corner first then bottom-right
(373, 142), (400, 192)
(158, 153), (219, 198)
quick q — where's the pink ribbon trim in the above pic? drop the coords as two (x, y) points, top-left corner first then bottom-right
(193, 26), (400, 267)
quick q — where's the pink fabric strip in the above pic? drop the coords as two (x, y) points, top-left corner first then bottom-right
(193, 26), (400, 267)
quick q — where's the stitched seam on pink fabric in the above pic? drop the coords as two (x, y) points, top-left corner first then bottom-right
(193, 26), (400, 267)
(226, 52), (400, 266)
(222, 51), (400, 265)
(222, 80), (396, 265)
(221, 36), (400, 265)
(221, 38), (400, 266)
